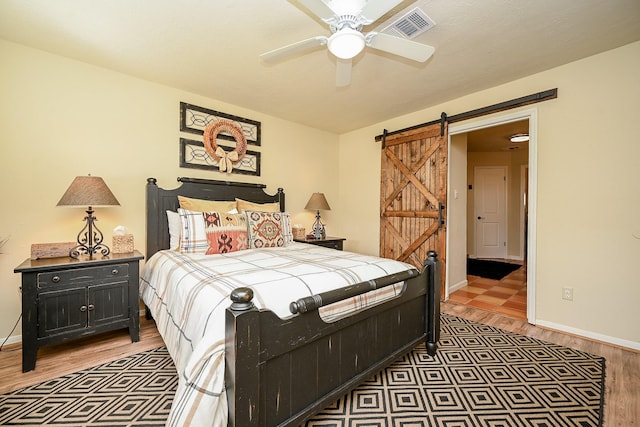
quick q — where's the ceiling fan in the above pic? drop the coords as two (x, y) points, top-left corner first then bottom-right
(260, 0), (435, 87)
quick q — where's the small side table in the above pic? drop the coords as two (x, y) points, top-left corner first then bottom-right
(14, 250), (144, 372)
(294, 236), (346, 251)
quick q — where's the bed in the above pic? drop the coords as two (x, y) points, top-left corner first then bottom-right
(142, 177), (441, 427)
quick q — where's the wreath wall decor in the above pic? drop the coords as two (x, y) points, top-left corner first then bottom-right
(203, 120), (247, 173)
(179, 102), (262, 176)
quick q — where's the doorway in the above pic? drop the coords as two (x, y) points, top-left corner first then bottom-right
(446, 109), (537, 323)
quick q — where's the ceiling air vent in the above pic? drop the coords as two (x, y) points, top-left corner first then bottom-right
(381, 7), (436, 40)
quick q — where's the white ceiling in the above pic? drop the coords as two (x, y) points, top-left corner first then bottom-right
(1, 0), (639, 134)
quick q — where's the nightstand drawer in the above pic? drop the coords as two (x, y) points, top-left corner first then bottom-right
(317, 240), (343, 250)
(294, 237), (346, 251)
(37, 264), (130, 289)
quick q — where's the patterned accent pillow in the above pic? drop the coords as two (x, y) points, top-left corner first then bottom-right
(178, 209), (248, 254)
(202, 211), (248, 254)
(245, 211), (285, 248)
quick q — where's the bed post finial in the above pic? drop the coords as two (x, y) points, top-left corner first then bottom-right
(230, 287), (255, 311)
(147, 177), (157, 185)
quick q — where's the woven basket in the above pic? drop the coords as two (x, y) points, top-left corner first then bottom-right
(112, 234), (134, 253)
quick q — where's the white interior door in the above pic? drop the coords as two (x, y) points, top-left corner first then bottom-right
(474, 166), (507, 259)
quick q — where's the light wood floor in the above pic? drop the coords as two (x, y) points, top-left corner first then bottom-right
(0, 318), (164, 395)
(0, 305), (638, 426)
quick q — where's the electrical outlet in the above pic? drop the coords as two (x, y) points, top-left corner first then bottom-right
(562, 287), (573, 301)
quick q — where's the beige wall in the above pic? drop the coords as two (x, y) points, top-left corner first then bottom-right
(338, 41), (640, 348)
(0, 39), (339, 344)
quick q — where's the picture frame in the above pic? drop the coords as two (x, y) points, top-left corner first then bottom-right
(179, 138), (261, 176)
(180, 102), (261, 146)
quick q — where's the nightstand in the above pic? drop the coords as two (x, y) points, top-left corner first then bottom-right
(14, 250), (144, 372)
(294, 236), (346, 251)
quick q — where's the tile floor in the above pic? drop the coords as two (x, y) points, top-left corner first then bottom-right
(448, 261), (527, 320)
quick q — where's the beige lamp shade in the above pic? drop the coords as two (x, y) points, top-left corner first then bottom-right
(305, 193), (331, 211)
(57, 175), (120, 207)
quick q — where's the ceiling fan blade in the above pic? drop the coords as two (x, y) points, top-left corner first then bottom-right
(260, 36), (328, 62)
(298, 0), (335, 21)
(335, 58), (352, 87)
(360, 0), (404, 23)
(367, 32), (435, 62)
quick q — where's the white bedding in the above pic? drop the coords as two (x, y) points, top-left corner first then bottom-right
(140, 242), (417, 426)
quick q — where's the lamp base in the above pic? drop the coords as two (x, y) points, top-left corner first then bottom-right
(310, 210), (326, 240)
(69, 208), (111, 259)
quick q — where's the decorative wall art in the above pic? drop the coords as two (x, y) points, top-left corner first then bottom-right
(179, 102), (262, 176)
(180, 138), (261, 176)
(180, 102), (261, 146)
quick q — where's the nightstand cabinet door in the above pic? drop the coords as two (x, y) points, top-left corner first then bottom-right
(89, 281), (129, 327)
(38, 287), (86, 337)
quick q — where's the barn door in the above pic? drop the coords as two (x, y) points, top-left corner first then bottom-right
(380, 120), (448, 295)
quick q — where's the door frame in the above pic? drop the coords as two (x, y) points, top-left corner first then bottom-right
(447, 108), (538, 324)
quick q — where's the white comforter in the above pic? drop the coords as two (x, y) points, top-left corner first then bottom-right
(140, 243), (416, 426)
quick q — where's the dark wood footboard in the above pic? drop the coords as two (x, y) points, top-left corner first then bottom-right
(225, 252), (441, 427)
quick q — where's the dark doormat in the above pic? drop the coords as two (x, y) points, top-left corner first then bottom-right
(467, 258), (521, 280)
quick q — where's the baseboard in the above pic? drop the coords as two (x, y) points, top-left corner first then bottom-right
(0, 334), (21, 347)
(536, 319), (640, 352)
(448, 279), (468, 294)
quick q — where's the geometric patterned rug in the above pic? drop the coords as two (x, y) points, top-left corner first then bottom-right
(305, 314), (605, 426)
(0, 347), (177, 426)
(0, 314), (605, 427)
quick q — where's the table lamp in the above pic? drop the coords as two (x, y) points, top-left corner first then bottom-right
(57, 175), (120, 258)
(305, 192), (330, 239)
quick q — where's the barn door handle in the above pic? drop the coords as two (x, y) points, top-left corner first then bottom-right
(438, 203), (445, 227)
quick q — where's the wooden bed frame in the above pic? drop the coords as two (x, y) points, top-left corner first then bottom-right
(146, 177), (441, 427)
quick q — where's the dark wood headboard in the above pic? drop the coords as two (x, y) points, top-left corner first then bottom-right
(146, 177), (285, 259)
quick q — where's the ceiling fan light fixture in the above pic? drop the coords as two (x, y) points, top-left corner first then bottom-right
(510, 133), (530, 143)
(328, 28), (365, 59)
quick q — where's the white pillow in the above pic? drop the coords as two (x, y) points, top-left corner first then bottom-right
(167, 210), (181, 250)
